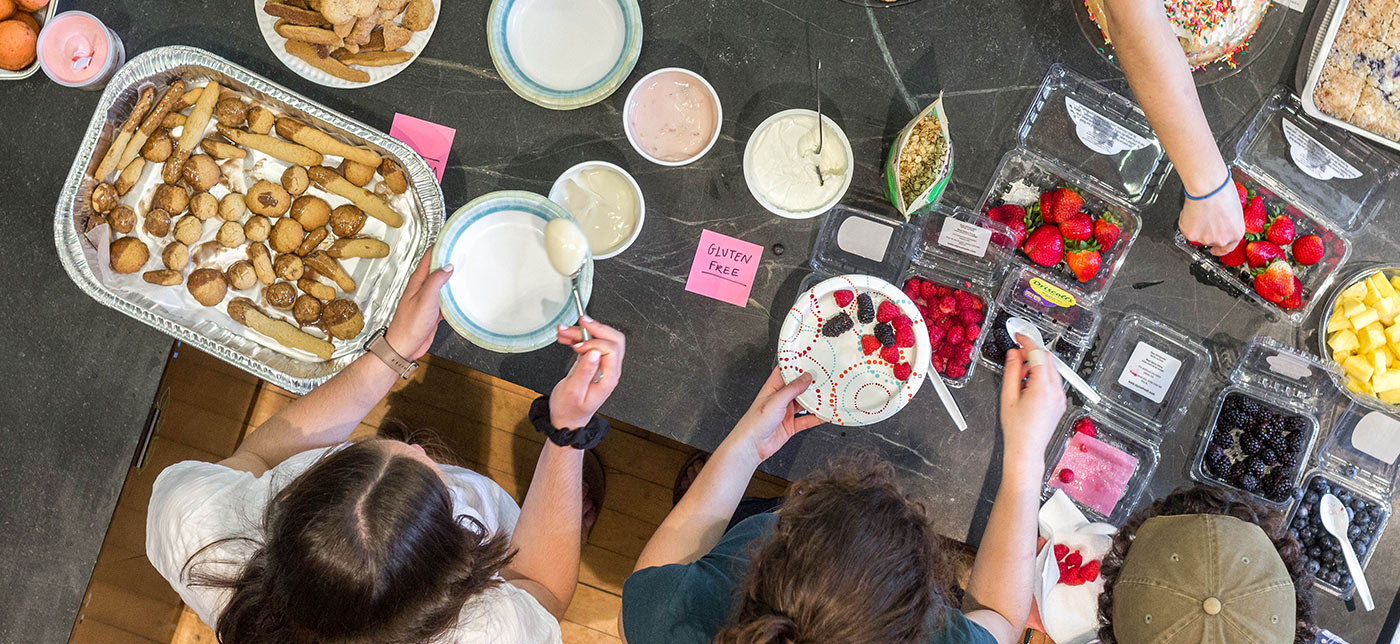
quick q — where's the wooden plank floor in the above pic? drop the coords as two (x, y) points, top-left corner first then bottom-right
(70, 345), (789, 644)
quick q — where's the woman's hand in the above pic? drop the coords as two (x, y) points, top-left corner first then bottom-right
(550, 318), (626, 429)
(726, 368), (823, 463)
(1000, 344), (1067, 463)
(1179, 183), (1245, 257)
(385, 247), (453, 360)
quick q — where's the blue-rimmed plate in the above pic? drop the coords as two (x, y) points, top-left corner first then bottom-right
(487, 0), (643, 110)
(434, 191), (593, 353)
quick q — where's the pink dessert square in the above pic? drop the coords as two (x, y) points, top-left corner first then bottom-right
(1050, 431), (1139, 517)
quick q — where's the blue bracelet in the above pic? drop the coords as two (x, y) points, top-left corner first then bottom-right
(1183, 170), (1234, 201)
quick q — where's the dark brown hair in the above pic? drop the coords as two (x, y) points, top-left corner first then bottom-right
(184, 439), (514, 644)
(715, 452), (956, 644)
(1097, 485), (1316, 644)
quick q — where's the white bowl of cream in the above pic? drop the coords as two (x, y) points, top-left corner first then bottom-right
(743, 108), (853, 219)
(548, 161), (646, 259)
(623, 67), (722, 166)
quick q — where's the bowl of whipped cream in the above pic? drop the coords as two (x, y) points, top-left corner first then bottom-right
(743, 108), (853, 219)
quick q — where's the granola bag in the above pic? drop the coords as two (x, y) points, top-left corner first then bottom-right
(885, 95), (954, 218)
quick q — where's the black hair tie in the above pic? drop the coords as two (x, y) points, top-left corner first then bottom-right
(528, 396), (609, 450)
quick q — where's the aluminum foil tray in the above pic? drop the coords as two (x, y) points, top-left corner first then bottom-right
(55, 45), (444, 394)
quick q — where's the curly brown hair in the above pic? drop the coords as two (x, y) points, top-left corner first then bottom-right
(1096, 485), (1316, 644)
(714, 451), (959, 644)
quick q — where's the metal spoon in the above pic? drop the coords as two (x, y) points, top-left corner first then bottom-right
(543, 218), (592, 343)
(1005, 316), (1101, 405)
(1321, 493), (1375, 611)
(814, 59), (824, 187)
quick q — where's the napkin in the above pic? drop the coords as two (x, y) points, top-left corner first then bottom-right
(1034, 489), (1116, 644)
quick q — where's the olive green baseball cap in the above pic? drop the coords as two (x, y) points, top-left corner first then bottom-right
(1112, 514), (1295, 643)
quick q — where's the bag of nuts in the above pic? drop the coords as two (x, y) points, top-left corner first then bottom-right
(884, 94), (953, 219)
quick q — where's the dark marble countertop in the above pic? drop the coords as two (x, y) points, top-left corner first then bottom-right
(4, 0), (1399, 641)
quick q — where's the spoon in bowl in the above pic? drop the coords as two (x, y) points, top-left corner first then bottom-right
(544, 218), (592, 343)
(1320, 493), (1375, 611)
(1005, 316), (1101, 404)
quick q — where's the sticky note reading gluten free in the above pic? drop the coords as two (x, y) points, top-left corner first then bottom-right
(390, 113), (456, 183)
(686, 229), (764, 307)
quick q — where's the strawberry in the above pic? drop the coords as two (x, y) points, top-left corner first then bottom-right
(1054, 544), (1070, 561)
(1280, 288), (1303, 310)
(1265, 214), (1296, 246)
(1243, 195), (1267, 235)
(895, 326), (915, 348)
(1046, 187), (1083, 225)
(1058, 211), (1093, 242)
(1253, 260), (1297, 304)
(1039, 190), (1059, 223)
(1023, 226), (1065, 267)
(1093, 212), (1121, 249)
(1245, 241), (1284, 269)
(861, 335), (882, 355)
(987, 204), (1026, 227)
(892, 362), (913, 381)
(876, 301), (899, 323)
(1081, 560), (1101, 582)
(1065, 242), (1102, 282)
(1073, 417), (1097, 437)
(1235, 180), (1248, 206)
(1219, 239), (1247, 267)
(834, 289), (854, 308)
(1292, 234), (1324, 266)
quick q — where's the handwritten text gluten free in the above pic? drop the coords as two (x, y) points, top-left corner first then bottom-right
(706, 244), (754, 276)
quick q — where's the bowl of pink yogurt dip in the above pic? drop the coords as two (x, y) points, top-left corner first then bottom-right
(623, 67), (721, 166)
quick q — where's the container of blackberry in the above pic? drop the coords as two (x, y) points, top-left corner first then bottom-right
(979, 266), (1101, 377)
(1189, 338), (1340, 508)
(1285, 402), (1400, 599)
(975, 63), (1168, 306)
(1040, 311), (1211, 524)
(1175, 88), (1400, 325)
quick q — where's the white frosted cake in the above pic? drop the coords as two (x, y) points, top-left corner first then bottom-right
(1086, 0), (1272, 68)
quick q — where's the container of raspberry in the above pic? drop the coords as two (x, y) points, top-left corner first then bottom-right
(976, 63), (1170, 306)
(1041, 311), (1210, 524)
(1189, 338), (1338, 508)
(1175, 89), (1400, 325)
(980, 266), (1101, 377)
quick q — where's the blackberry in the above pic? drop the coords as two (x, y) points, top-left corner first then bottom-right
(821, 312), (854, 337)
(1240, 434), (1262, 455)
(1286, 430), (1305, 452)
(1284, 416), (1308, 434)
(1263, 471), (1294, 501)
(1266, 431), (1289, 453)
(1238, 473), (1260, 492)
(1258, 448), (1279, 466)
(1245, 457), (1268, 478)
(1220, 405), (1250, 428)
(1206, 445), (1230, 473)
(1211, 429), (1235, 449)
(874, 322), (896, 347)
(1279, 450), (1298, 467)
(1232, 395), (1263, 419)
(856, 293), (875, 323)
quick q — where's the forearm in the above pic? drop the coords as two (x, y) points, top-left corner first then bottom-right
(963, 451), (1044, 642)
(1105, 0), (1228, 193)
(504, 442), (583, 618)
(633, 439), (759, 570)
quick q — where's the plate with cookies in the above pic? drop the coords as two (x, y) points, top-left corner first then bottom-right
(255, 0), (439, 88)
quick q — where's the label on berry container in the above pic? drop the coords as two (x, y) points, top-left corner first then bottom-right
(1352, 411), (1400, 465)
(1117, 341), (1182, 404)
(836, 215), (894, 263)
(937, 217), (993, 258)
(1065, 96), (1152, 156)
(1283, 120), (1362, 181)
(1024, 277), (1077, 308)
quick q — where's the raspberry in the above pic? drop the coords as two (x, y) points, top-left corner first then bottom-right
(1074, 417), (1097, 437)
(931, 355), (949, 373)
(834, 289), (855, 308)
(856, 293), (875, 323)
(1081, 560), (1100, 582)
(880, 345), (900, 364)
(946, 363), (967, 378)
(956, 342), (974, 361)
(861, 335), (882, 355)
(875, 322), (896, 346)
(896, 326), (915, 348)
(920, 281), (937, 299)
(937, 295), (957, 315)
(892, 362), (912, 381)
(964, 323), (981, 340)
(822, 312), (854, 337)
(1058, 469), (1076, 483)
(893, 314), (913, 330)
(927, 325), (945, 345)
(937, 343), (957, 359)
(960, 309), (985, 326)
(934, 316), (953, 329)
(877, 301), (899, 323)
(953, 290), (975, 310)
(971, 298), (984, 311)
(1054, 544), (1069, 561)
(935, 286), (950, 297)
(1065, 551), (1083, 568)
(1062, 568), (1085, 586)
(902, 282), (920, 302)
(946, 326), (965, 345)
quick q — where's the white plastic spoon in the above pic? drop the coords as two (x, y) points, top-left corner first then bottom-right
(1005, 316), (1101, 405)
(1320, 493), (1374, 611)
(925, 368), (967, 432)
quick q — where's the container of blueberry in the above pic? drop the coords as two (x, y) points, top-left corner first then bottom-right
(802, 203), (1014, 388)
(980, 266), (1101, 376)
(1041, 312), (1211, 524)
(1190, 338), (1342, 508)
(1286, 401), (1400, 599)
(976, 63), (1169, 305)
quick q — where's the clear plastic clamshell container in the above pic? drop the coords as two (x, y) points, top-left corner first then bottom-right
(1176, 88), (1400, 324)
(1189, 338), (1339, 508)
(977, 63), (1169, 304)
(805, 204), (1013, 387)
(980, 266), (1101, 376)
(1042, 312), (1211, 524)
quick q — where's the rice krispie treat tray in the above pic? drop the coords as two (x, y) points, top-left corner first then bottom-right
(1301, 0), (1400, 151)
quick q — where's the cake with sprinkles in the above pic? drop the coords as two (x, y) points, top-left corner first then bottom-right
(1313, 0), (1400, 141)
(1085, 0), (1272, 68)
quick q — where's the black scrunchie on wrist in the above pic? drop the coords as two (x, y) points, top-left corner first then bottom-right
(529, 396), (610, 450)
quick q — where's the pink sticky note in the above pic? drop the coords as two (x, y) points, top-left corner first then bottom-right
(390, 113), (456, 183)
(685, 230), (764, 307)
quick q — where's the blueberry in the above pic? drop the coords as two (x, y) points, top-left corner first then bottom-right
(1304, 491), (1320, 505)
(1356, 542), (1369, 556)
(1312, 478), (1329, 493)
(1325, 571), (1341, 585)
(1357, 512), (1372, 525)
(1291, 517), (1307, 531)
(1309, 546), (1323, 558)
(1297, 505), (1310, 520)
(1322, 550), (1336, 563)
(1349, 525), (1362, 540)
(1337, 489), (1353, 504)
(1306, 559), (1321, 574)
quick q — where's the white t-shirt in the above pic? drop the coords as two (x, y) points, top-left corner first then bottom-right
(145, 446), (562, 643)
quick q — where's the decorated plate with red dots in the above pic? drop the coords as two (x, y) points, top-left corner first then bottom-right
(777, 274), (931, 426)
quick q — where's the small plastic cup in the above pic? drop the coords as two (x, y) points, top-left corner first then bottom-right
(38, 11), (126, 91)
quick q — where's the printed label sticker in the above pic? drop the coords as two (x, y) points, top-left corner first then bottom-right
(937, 217), (992, 258)
(1283, 119), (1362, 181)
(1117, 341), (1182, 405)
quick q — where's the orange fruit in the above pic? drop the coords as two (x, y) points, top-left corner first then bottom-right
(15, 0), (46, 11)
(12, 10), (36, 32)
(0, 19), (36, 70)
(0, 0), (14, 21)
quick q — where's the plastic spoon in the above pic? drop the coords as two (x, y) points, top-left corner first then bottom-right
(544, 218), (592, 343)
(925, 368), (967, 431)
(1320, 493), (1375, 611)
(1005, 317), (1101, 405)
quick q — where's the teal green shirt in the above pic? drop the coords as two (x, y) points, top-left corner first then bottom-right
(621, 513), (998, 644)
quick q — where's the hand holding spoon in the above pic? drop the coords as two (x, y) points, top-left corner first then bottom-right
(1321, 493), (1375, 611)
(1005, 316), (1101, 404)
(544, 218), (592, 343)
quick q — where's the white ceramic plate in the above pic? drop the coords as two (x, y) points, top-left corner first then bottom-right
(252, 0), (440, 89)
(487, 0), (643, 110)
(778, 275), (931, 426)
(434, 191), (593, 353)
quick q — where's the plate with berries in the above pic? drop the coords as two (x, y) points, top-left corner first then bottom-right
(778, 275), (931, 426)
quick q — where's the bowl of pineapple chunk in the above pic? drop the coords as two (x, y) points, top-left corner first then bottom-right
(1322, 268), (1400, 405)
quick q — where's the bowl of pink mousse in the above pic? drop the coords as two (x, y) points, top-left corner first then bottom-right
(623, 67), (722, 166)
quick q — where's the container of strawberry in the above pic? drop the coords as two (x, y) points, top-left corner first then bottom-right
(978, 64), (1171, 305)
(1175, 88), (1400, 325)
(1041, 311), (1211, 524)
(980, 266), (1101, 377)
